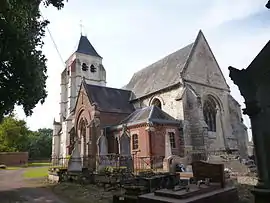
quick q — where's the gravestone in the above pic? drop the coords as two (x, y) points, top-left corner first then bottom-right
(68, 140), (82, 172)
(119, 132), (132, 170)
(97, 133), (110, 170)
(119, 133), (130, 155)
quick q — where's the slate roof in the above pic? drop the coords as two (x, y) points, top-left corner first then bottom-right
(124, 43), (194, 100)
(76, 35), (102, 58)
(83, 83), (134, 114)
(119, 105), (181, 126)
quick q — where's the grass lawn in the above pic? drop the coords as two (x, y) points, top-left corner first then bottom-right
(26, 162), (51, 167)
(23, 166), (49, 178)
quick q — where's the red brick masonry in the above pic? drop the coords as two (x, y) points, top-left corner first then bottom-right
(0, 152), (28, 166)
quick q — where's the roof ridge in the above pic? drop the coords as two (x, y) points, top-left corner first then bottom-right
(84, 83), (131, 92)
(148, 105), (155, 120)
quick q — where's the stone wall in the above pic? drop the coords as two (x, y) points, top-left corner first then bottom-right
(182, 86), (207, 157)
(132, 85), (184, 120)
(228, 95), (249, 158)
(0, 152), (28, 166)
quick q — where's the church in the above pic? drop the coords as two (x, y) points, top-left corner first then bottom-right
(52, 30), (249, 168)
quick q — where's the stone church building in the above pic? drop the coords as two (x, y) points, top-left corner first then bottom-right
(52, 30), (249, 168)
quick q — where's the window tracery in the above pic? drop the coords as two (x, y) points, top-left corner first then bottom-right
(203, 96), (217, 132)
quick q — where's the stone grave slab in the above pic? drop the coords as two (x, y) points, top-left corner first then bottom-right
(113, 173), (180, 203)
(138, 186), (238, 203)
(137, 160), (238, 203)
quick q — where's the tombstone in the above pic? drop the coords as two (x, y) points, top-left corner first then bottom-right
(98, 133), (108, 155)
(67, 140), (82, 172)
(119, 133), (130, 155)
(97, 133), (110, 170)
(119, 133), (132, 169)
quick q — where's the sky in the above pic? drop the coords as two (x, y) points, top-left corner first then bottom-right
(15, 0), (270, 141)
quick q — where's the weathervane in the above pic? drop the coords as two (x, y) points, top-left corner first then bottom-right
(79, 20), (83, 36)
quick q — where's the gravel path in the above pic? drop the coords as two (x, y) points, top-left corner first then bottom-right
(0, 168), (67, 203)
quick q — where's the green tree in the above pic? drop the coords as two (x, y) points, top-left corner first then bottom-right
(0, 115), (31, 152)
(0, 115), (53, 159)
(0, 0), (66, 121)
(28, 128), (52, 159)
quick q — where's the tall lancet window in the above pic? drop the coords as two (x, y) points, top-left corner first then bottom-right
(203, 97), (217, 132)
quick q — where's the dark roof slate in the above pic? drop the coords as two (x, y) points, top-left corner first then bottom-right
(83, 83), (134, 114)
(76, 35), (102, 58)
(124, 43), (194, 100)
(119, 105), (180, 126)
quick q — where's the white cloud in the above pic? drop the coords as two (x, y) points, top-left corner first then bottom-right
(200, 0), (266, 29)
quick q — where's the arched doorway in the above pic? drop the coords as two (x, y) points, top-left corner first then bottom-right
(203, 96), (217, 132)
(151, 98), (162, 109)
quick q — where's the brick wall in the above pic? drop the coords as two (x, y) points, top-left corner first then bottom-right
(0, 152), (28, 166)
(110, 124), (183, 158)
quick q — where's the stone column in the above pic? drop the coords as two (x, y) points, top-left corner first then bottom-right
(229, 60), (270, 203)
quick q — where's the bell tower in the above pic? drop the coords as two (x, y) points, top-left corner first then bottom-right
(60, 35), (106, 121)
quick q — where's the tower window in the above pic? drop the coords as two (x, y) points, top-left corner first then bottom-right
(90, 64), (96, 73)
(151, 98), (162, 109)
(132, 134), (139, 150)
(82, 63), (89, 71)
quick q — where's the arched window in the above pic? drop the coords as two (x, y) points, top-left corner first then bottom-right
(203, 96), (217, 132)
(151, 98), (162, 109)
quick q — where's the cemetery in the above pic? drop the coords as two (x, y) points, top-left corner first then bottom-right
(48, 140), (258, 203)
